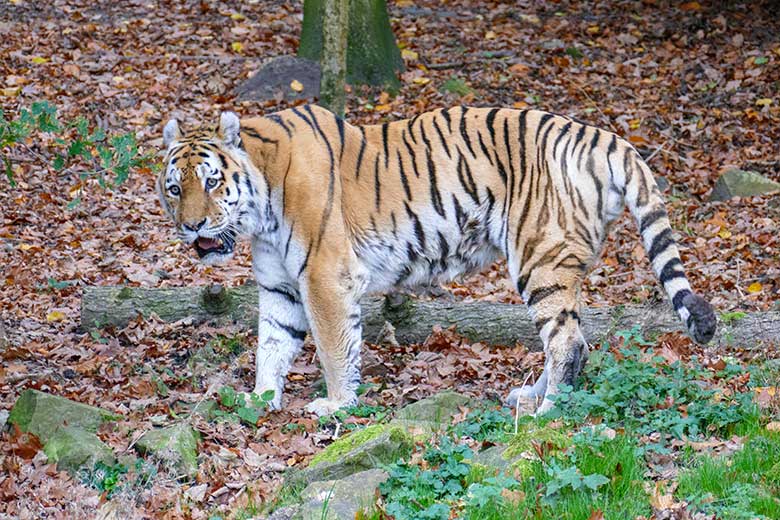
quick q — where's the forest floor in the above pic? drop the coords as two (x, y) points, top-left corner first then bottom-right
(0, 0), (779, 518)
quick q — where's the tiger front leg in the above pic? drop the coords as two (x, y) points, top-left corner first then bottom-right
(301, 264), (365, 416)
(247, 246), (309, 411)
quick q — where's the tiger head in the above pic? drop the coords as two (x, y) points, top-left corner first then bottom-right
(158, 112), (260, 265)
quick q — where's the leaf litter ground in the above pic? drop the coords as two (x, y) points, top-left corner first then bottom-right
(0, 0), (779, 518)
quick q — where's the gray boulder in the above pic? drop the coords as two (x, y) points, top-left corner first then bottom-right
(135, 423), (200, 478)
(8, 389), (120, 443)
(710, 169), (780, 201)
(299, 469), (388, 520)
(235, 56), (320, 102)
(288, 424), (413, 487)
(390, 391), (475, 433)
(43, 426), (116, 474)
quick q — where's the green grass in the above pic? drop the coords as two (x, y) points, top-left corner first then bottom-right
(257, 329), (778, 520)
(677, 431), (780, 519)
(545, 326), (760, 439)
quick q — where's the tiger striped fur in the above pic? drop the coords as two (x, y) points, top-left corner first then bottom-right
(159, 105), (716, 415)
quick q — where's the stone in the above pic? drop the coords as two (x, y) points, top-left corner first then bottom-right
(655, 176), (670, 192)
(235, 56), (320, 102)
(299, 469), (388, 520)
(263, 506), (300, 520)
(540, 39), (565, 51)
(288, 424), (413, 486)
(390, 391), (475, 433)
(709, 169), (780, 201)
(135, 423), (200, 478)
(0, 409), (8, 430)
(43, 426), (116, 474)
(8, 389), (120, 443)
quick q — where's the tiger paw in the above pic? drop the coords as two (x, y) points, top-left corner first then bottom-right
(304, 396), (354, 417)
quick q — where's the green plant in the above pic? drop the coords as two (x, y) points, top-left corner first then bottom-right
(79, 459), (157, 498)
(545, 328), (759, 439)
(440, 77), (473, 97)
(1, 101), (156, 201)
(213, 386), (274, 427)
(380, 438), (475, 520)
(449, 406), (514, 442)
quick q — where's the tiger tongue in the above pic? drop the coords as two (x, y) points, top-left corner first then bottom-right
(197, 237), (221, 250)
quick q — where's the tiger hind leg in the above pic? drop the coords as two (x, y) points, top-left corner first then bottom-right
(507, 266), (588, 414)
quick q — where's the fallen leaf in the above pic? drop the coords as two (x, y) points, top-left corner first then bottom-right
(747, 282), (762, 294)
(31, 56), (49, 64)
(401, 49), (418, 61)
(509, 63), (530, 75)
(679, 1), (702, 11)
(231, 42), (243, 53)
(766, 422), (780, 432)
(46, 310), (66, 322)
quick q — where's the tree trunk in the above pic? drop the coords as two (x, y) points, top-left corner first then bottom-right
(80, 285), (779, 351)
(300, 0), (403, 89)
(319, 0), (349, 116)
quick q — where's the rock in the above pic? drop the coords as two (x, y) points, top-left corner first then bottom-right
(43, 426), (116, 474)
(0, 409), (8, 430)
(472, 444), (513, 471)
(8, 389), (120, 443)
(655, 176), (670, 192)
(189, 400), (218, 420)
(540, 39), (565, 51)
(471, 444), (528, 473)
(135, 423), (200, 478)
(263, 505), (300, 520)
(235, 56), (320, 102)
(390, 391), (474, 433)
(288, 424), (413, 486)
(299, 469), (388, 520)
(710, 169), (780, 201)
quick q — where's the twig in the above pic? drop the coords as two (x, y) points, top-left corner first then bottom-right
(426, 61), (464, 70)
(513, 370), (535, 435)
(645, 140), (669, 163)
(735, 258), (745, 300)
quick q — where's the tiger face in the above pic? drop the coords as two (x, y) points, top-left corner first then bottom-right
(158, 112), (257, 265)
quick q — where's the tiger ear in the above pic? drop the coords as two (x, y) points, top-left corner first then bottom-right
(163, 119), (181, 147)
(218, 111), (241, 147)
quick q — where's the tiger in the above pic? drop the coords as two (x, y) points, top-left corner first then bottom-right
(158, 105), (716, 416)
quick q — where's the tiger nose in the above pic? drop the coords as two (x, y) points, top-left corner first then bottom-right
(182, 218), (207, 232)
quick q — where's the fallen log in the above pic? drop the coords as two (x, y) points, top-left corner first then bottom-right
(81, 285), (779, 350)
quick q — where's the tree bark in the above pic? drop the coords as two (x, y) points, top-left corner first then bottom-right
(300, 0), (403, 88)
(319, 0), (349, 116)
(80, 285), (779, 351)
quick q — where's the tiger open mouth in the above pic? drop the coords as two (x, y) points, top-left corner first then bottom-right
(193, 230), (236, 258)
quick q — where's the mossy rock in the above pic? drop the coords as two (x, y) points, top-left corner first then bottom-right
(390, 391), (475, 433)
(43, 426), (116, 474)
(299, 468), (388, 520)
(288, 424), (413, 487)
(710, 169), (780, 201)
(8, 389), (120, 443)
(135, 423), (200, 478)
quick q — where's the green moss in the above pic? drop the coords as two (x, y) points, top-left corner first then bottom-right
(504, 421), (572, 476)
(310, 424), (398, 467)
(116, 286), (133, 301)
(8, 389), (120, 443)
